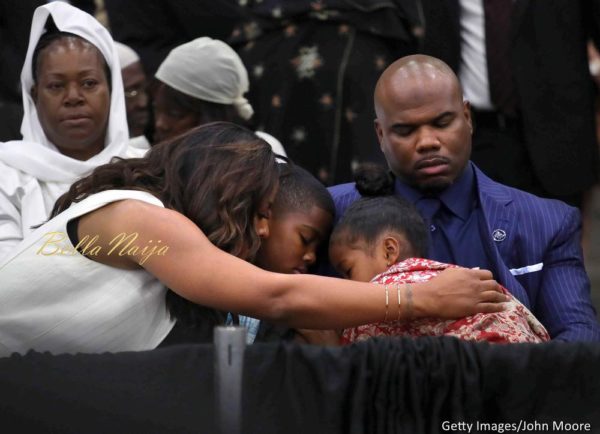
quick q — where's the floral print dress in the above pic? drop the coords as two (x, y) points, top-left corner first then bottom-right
(229, 0), (422, 184)
(342, 258), (551, 344)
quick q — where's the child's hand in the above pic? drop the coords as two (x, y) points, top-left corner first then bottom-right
(294, 329), (342, 346)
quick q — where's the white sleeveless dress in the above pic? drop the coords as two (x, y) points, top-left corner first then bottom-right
(0, 190), (175, 357)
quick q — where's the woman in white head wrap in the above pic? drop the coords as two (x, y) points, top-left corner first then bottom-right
(115, 41), (150, 139)
(0, 2), (149, 262)
(153, 36), (286, 156)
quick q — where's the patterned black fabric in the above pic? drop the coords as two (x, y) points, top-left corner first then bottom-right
(229, 1), (422, 184)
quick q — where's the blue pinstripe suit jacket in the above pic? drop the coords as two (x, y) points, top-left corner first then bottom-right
(328, 163), (600, 342)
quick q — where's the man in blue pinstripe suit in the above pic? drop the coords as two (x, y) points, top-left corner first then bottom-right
(329, 55), (600, 341)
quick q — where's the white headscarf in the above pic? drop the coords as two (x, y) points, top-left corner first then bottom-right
(114, 41), (139, 69)
(0, 2), (129, 183)
(155, 37), (254, 120)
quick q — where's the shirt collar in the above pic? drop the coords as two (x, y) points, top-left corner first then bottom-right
(394, 162), (476, 221)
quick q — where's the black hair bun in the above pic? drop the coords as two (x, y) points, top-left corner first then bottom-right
(354, 163), (394, 196)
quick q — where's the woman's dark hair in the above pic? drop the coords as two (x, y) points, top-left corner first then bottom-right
(330, 163), (428, 258)
(31, 17), (111, 89)
(52, 122), (279, 330)
(153, 81), (246, 126)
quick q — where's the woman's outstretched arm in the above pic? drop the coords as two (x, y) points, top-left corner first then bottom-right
(78, 200), (508, 329)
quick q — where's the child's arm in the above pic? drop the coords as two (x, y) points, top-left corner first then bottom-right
(294, 329), (342, 346)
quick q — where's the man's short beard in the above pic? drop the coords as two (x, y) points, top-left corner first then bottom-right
(415, 179), (451, 196)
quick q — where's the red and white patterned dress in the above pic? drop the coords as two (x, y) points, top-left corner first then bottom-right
(342, 258), (550, 344)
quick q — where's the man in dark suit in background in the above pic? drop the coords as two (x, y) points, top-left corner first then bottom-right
(104, 0), (243, 76)
(419, 0), (600, 207)
(329, 55), (600, 341)
(0, 0), (44, 141)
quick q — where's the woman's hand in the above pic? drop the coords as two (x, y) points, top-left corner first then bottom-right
(413, 268), (509, 319)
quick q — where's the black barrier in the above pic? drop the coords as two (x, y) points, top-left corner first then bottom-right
(0, 337), (599, 433)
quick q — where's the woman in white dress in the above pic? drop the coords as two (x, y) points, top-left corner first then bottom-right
(0, 122), (507, 357)
(0, 2), (149, 262)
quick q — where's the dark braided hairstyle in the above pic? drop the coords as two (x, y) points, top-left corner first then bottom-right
(330, 163), (429, 258)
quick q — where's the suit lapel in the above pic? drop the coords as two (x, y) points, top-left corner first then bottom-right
(474, 166), (529, 305)
(448, 0), (525, 39)
(510, 0), (530, 42)
(446, 0), (461, 29)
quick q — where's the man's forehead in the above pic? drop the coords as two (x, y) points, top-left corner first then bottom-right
(382, 73), (461, 114)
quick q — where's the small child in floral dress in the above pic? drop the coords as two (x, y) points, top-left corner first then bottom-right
(329, 168), (549, 344)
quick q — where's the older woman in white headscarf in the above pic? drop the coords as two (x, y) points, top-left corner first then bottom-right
(0, 2), (149, 262)
(152, 37), (286, 156)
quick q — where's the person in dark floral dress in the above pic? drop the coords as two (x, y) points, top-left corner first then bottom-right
(230, 0), (422, 184)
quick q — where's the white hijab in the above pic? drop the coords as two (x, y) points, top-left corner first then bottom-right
(0, 2), (129, 183)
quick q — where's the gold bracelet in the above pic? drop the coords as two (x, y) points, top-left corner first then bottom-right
(396, 283), (402, 321)
(384, 285), (389, 322)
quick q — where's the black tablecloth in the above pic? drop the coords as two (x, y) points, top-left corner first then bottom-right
(1, 337), (599, 433)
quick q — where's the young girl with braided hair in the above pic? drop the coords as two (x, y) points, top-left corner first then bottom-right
(329, 165), (549, 344)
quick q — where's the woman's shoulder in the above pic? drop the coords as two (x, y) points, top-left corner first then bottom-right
(65, 190), (164, 215)
(82, 189), (162, 204)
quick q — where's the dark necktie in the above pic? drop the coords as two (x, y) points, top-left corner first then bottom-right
(415, 197), (441, 227)
(415, 197), (454, 263)
(484, 0), (517, 115)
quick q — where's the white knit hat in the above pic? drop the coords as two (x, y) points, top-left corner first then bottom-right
(155, 37), (254, 120)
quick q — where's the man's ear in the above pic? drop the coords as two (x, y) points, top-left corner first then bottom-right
(463, 100), (473, 134)
(374, 119), (384, 150)
(382, 235), (401, 266)
(31, 85), (38, 103)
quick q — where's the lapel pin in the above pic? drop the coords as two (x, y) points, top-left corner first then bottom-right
(492, 229), (507, 242)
